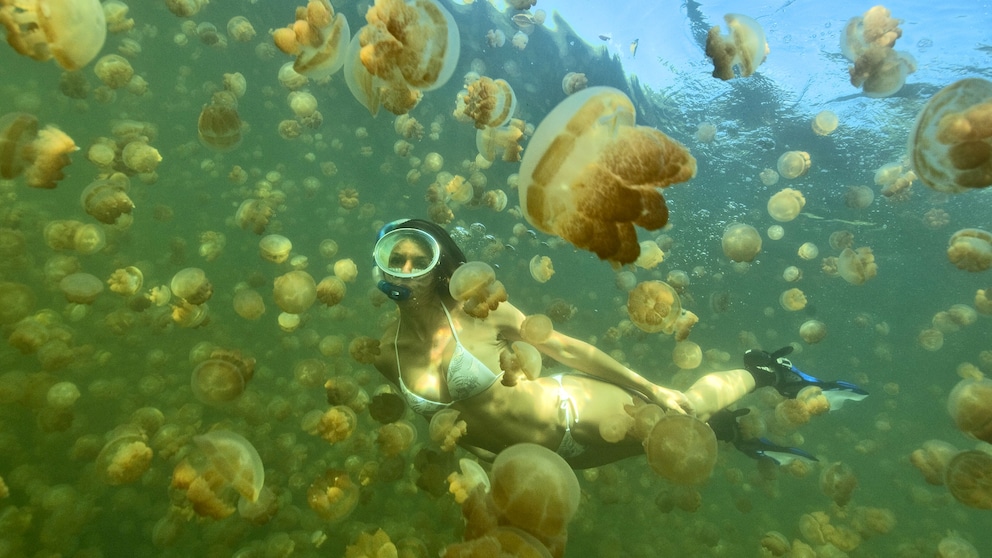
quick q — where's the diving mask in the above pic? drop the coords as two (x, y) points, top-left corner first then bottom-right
(373, 227), (441, 279)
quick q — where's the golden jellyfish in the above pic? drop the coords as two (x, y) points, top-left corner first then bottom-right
(937, 533), (980, 558)
(910, 79), (992, 193)
(976, 288), (992, 315)
(93, 54), (133, 89)
(672, 341), (702, 370)
(797, 242), (819, 260)
(107, 266), (142, 296)
(233, 287), (266, 320)
(520, 314), (553, 345)
(483, 189), (509, 212)
(672, 309), (698, 341)
(170, 267), (212, 305)
(917, 327), (944, 351)
(947, 229), (992, 272)
(783, 265), (802, 282)
(305, 405), (358, 443)
(259, 234), (292, 264)
(519, 87), (696, 265)
(780, 288), (807, 311)
(485, 28), (506, 48)
(767, 224), (784, 240)
(634, 240), (665, 269)
(0, 112), (38, 179)
(449, 261), (507, 319)
(272, 0), (350, 79)
(459, 77), (517, 129)
(561, 72), (587, 95)
(59, 272), (103, 304)
(0, 0), (107, 70)
(227, 16), (256, 43)
(722, 223), (762, 262)
(844, 185), (875, 209)
(476, 118), (525, 163)
(165, 0), (207, 18)
(704, 13), (768, 80)
(273, 270), (317, 314)
(24, 125), (77, 189)
(842, 6), (915, 97)
(80, 175), (133, 224)
(627, 280), (681, 334)
(799, 320), (826, 344)
(316, 275), (346, 307)
(759, 167), (779, 186)
(357, 0), (461, 114)
(767, 188), (806, 222)
(695, 122), (717, 143)
(909, 439), (958, 485)
(376, 420), (417, 456)
(837, 247), (877, 285)
(812, 110), (839, 136)
(197, 102), (242, 152)
(429, 408), (467, 452)
(777, 150), (811, 179)
(491, 443), (581, 544)
(277, 312), (300, 333)
(191, 351), (255, 406)
(944, 450), (992, 509)
(829, 230), (855, 251)
(511, 30), (528, 50)
(95, 427), (153, 485)
(529, 255), (554, 283)
(333, 258), (358, 282)
(235, 199), (274, 235)
(121, 140), (161, 174)
(947, 378), (992, 444)
(820, 461), (858, 507)
(193, 430), (266, 504)
(499, 341), (542, 386)
(645, 414), (718, 485)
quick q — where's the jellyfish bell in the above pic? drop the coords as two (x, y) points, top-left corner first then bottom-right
(704, 13), (768, 80)
(627, 280), (681, 334)
(947, 228), (992, 272)
(837, 247), (877, 285)
(645, 414), (718, 485)
(80, 175), (133, 225)
(273, 270), (317, 314)
(459, 76), (517, 129)
(722, 223), (762, 262)
(95, 426), (153, 485)
(909, 439), (959, 485)
(59, 272), (103, 304)
(767, 188), (806, 222)
(529, 255), (554, 283)
(191, 356), (254, 406)
(518, 86), (696, 265)
(273, 0), (351, 80)
(672, 341), (702, 370)
(561, 72), (587, 95)
(0, 0), (107, 70)
(812, 110), (839, 136)
(198, 102), (242, 152)
(909, 78), (992, 193)
(307, 468), (359, 521)
(170, 267), (212, 305)
(520, 314), (553, 345)
(944, 450), (992, 509)
(947, 377), (992, 444)
(777, 151), (811, 179)
(259, 234), (293, 263)
(491, 443), (580, 542)
(0, 112), (39, 180)
(193, 430), (265, 503)
(799, 320), (826, 344)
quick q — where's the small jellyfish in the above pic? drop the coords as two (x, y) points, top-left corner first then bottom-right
(799, 320), (826, 344)
(704, 14), (768, 80)
(767, 188), (806, 222)
(193, 430), (265, 503)
(780, 288), (808, 311)
(59, 272), (103, 304)
(722, 223), (762, 262)
(672, 341), (702, 370)
(198, 102), (242, 152)
(170, 267), (212, 305)
(944, 450), (992, 509)
(529, 255), (554, 283)
(561, 72), (587, 95)
(449, 261), (507, 319)
(777, 151), (811, 179)
(191, 351), (255, 406)
(947, 229), (992, 272)
(645, 415), (718, 485)
(307, 469), (359, 521)
(837, 247), (877, 285)
(797, 242), (819, 260)
(627, 280), (682, 334)
(812, 110), (839, 136)
(947, 378), (992, 444)
(520, 314), (553, 345)
(272, 270), (317, 314)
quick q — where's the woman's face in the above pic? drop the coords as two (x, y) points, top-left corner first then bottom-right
(386, 238), (434, 276)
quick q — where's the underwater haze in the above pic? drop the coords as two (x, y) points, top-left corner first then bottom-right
(1, 0), (991, 556)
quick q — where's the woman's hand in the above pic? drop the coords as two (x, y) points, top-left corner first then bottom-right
(647, 385), (695, 416)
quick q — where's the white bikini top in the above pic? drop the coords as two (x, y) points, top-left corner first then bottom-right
(396, 304), (503, 415)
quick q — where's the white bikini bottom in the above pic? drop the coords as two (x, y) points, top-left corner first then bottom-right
(552, 374), (586, 459)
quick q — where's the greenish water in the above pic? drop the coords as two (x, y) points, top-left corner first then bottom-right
(1, 1), (990, 556)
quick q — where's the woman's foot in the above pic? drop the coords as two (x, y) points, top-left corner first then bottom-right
(744, 346), (869, 402)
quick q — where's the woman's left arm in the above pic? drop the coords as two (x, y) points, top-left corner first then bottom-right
(491, 303), (694, 414)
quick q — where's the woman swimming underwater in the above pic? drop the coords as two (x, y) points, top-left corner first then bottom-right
(371, 219), (867, 469)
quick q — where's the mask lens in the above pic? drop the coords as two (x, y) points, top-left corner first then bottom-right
(373, 228), (440, 279)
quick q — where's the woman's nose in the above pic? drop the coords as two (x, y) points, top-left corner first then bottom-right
(401, 259), (414, 273)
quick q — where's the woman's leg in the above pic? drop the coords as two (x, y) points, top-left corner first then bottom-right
(683, 369), (755, 421)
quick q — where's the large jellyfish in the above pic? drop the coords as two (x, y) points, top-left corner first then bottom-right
(518, 87), (696, 265)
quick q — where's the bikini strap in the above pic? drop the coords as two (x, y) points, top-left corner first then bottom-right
(440, 303), (463, 345)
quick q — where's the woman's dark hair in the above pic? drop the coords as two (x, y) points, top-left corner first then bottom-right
(393, 219), (467, 296)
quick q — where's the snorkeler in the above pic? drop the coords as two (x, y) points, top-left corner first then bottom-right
(371, 219), (867, 469)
